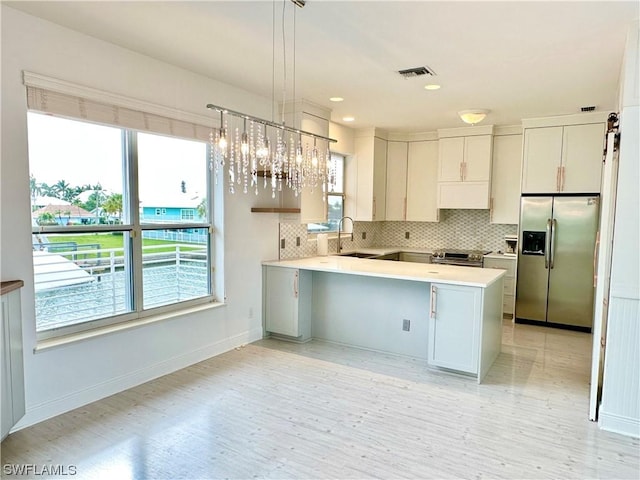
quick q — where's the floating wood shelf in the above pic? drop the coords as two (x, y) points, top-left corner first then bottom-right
(251, 207), (301, 214)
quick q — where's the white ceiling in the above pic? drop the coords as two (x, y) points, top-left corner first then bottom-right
(6, 1), (639, 132)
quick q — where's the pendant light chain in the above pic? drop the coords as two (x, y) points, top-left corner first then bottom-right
(207, 1), (335, 199)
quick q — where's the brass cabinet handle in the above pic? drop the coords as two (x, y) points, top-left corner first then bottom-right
(556, 166), (561, 192)
(293, 271), (299, 298)
(430, 285), (437, 318)
(489, 197), (494, 222)
(561, 166), (566, 191)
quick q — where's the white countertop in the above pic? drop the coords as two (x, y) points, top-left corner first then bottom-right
(263, 255), (505, 288)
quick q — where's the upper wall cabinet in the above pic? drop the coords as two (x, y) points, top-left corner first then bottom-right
(385, 141), (409, 221)
(490, 131), (522, 225)
(354, 129), (387, 221)
(521, 114), (607, 194)
(407, 140), (439, 222)
(384, 139), (440, 222)
(436, 126), (494, 209)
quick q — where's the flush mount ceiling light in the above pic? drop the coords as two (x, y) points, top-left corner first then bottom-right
(329, 97), (344, 102)
(424, 84), (441, 90)
(458, 109), (490, 125)
(342, 116), (355, 122)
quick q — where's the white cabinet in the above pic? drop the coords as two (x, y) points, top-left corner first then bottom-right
(385, 141), (408, 221)
(490, 133), (522, 224)
(384, 140), (439, 222)
(264, 266), (312, 340)
(484, 255), (516, 315)
(437, 130), (493, 209)
(1, 283), (25, 440)
(522, 122), (605, 194)
(354, 131), (387, 221)
(407, 140), (439, 222)
(428, 283), (481, 374)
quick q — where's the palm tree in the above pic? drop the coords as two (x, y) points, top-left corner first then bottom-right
(197, 197), (207, 220)
(29, 175), (42, 211)
(52, 179), (72, 201)
(103, 193), (123, 223)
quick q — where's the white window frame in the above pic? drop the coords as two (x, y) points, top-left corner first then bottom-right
(308, 153), (345, 234)
(29, 117), (216, 341)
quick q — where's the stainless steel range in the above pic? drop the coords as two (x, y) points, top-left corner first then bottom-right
(431, 249), (491, 267)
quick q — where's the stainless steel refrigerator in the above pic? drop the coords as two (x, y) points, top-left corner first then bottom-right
(515, 195), (600, 331)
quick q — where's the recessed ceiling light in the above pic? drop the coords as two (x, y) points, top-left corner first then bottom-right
(424, 84), (441, 90)
(330, 97), (344, 102)
(342, 116), (355, 122)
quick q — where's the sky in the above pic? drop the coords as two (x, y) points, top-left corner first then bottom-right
(27, 112), (207, 203)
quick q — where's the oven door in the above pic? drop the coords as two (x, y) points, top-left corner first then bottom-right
(433, 259), (481, 268)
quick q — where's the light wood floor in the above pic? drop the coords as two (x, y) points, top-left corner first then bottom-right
(2, 320), (639, 479)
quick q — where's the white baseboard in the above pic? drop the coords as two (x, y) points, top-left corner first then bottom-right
(599, 410), (640, 439)
(13, 326), (264, 432)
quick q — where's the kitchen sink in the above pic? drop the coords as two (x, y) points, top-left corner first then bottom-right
(335, 252), (378, 258)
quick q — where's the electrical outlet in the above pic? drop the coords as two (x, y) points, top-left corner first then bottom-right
(296, 236), (301, 246)
(362, 232), (367, 240)
(405, 231), (410, 239)
(402, 319), (410, 331)
(280, 238), (285, 249)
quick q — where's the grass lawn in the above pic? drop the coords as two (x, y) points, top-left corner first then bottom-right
(38, 233), (203, 259)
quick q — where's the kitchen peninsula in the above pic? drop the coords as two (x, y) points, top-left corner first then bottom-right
(262, 256), (505, 383)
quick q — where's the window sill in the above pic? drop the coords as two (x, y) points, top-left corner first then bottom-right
(34, 301), (225, 353)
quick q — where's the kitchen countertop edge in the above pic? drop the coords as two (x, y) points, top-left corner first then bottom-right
(263, 256), (505, 288)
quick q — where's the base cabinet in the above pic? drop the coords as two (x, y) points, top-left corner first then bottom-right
(264, 266), (311, 341)
(1, 285), (25, 440)
(428, 283), (481, 374)
(483, 256), (516, 315)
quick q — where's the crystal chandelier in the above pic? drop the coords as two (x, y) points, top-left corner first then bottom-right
(206, 1), (337, 200)
(206, 105), (337, 199)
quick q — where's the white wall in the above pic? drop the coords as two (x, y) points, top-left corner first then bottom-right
(1, 6), (279, 429)
(599, 20), (640, 438)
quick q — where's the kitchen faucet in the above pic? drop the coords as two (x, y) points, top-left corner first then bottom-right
(337, 216), (354, 253)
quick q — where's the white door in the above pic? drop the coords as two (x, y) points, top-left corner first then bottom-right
(463, 135), (492, 182)
(372, 136), (388, 221)
(438, 137), (464, 182)
(490, 134), (522, 224)
(265, 267), (300, 337)
(428, 283), (481, 374)
(589, 131), (619, 420)
(407, 140), (439, 222)
(385, 141), (408, 220)
(522, 126), (563, 193)
(561, 123), (606, 193)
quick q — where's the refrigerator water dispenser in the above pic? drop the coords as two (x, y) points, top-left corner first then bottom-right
(522, 231), (546, 255)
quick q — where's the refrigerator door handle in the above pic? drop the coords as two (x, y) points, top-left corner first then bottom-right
(545, 219), (552, 269)
(550, 219), (557, 269)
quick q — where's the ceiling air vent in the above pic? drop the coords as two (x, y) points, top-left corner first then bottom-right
(581, 106), (596, 112)
(398, 65), (437, 78)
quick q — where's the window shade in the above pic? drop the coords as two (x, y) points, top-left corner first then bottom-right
(25, 82), (213, 143)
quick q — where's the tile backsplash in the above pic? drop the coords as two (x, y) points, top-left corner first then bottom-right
(278, 210), (517, 259)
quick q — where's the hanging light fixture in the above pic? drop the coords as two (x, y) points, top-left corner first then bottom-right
(206, 0), (336, 199)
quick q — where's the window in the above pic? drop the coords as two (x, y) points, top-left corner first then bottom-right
(28, 112), (213, 339)
(180, 209), (195, 221)
(307, 154), (345, 233)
